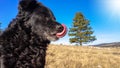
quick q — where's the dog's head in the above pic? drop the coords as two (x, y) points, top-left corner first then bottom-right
(18, 0), (67, 41)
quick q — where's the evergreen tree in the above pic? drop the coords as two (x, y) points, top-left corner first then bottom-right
(69, 12), (96, 46)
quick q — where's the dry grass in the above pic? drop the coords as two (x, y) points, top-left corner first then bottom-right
(45, 44), (120, 68)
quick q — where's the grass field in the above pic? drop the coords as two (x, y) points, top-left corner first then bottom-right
(45, 44), (120, 68)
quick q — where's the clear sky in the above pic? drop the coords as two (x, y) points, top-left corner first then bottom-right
(0, 0), (120, 45)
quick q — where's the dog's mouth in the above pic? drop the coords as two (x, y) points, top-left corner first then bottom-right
(56, 24), (67, 38)
(45, 24), (67, 41)
(47, 24), (67, 41)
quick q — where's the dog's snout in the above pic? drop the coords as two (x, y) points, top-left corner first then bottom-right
(56, 25), (64, 32)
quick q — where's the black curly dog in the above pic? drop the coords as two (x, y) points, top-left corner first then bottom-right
(0, 0), (67, 68)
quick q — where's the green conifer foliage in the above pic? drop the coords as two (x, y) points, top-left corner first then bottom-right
(69, 12), (96, 46)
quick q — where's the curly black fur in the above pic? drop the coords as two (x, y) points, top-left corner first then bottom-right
(0, 0), (63, 68)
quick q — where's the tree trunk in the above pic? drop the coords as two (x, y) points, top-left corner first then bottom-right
(80, 42), (82, 46)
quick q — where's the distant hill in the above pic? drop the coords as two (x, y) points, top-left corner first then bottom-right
(94, 42), (120, 47)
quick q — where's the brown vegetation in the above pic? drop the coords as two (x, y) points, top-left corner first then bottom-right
(45, 44), (120, 68)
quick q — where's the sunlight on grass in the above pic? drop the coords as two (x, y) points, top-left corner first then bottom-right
(45, 45), (120, 68)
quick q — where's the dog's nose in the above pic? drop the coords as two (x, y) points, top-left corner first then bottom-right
(56, 24), (67, 38)
(56, 25), (64, 33)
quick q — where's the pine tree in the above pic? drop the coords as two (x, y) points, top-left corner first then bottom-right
(69, 12), (96, 46)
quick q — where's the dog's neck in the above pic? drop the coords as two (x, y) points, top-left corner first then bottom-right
(0, 21), (50, 68)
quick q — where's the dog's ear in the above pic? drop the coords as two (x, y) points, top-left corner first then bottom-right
(19, 0), (37, 11)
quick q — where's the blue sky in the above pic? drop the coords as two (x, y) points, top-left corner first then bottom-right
(0, 0), (120, 45)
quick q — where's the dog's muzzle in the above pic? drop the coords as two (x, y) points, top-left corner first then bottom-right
(56, 24), (67, 38)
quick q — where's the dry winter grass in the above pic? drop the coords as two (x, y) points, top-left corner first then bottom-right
(45, 44), (120, 68)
